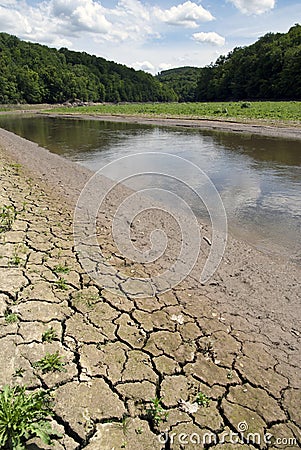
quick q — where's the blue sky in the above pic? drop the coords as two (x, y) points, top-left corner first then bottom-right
(0, 0), (300, 73)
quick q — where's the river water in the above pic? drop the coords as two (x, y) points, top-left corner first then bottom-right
(0, 115), (300, 263)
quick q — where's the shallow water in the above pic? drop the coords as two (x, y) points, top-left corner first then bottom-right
(0, 115), (300, 262)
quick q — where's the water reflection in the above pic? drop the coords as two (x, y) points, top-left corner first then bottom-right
(0, 115), (300, 262)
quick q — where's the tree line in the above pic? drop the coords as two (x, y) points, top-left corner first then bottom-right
(158, 24), (301, 101)
(0, 33), (177, 104)
(1, 24), (300, 104)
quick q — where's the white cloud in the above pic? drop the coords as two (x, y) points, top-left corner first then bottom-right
(0, 0), (215, 48)
(192, 31), (225, 46)
(154, 1), (214, 28)
(158, 63), (173, 72)
(132, 60), (155, 72)
(50, 0), (111, 33)
(114, 0), (150, 22)
(0, 6), (31, 34)
(105, 0), (154, 42)
(228, 0), (275, 15)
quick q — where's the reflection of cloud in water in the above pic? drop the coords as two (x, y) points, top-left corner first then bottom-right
(259, 193), (301, 218)
(220, 174), (262, 216)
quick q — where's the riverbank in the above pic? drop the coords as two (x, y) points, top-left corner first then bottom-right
(42, 111), (301, 141)
(0, 128), (300, 449)
(2, 101), (301, 140)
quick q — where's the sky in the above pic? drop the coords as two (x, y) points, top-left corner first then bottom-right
(0, 0), (300, 74)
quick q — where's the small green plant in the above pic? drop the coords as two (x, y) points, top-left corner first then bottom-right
(42, 327), (57, 343)
(4, 309), (18, 324)
(0, 384), (61, 450)
(10, 254), (21, 266)
(8, 163), (22, 175)
(117, 415), (130, 436)
(227, 370), (233, 380)
(33, 351), (66, 373)
(135, 426), (143, 434)
(73, 291), (99, 309)
(54, 277), (68, 290)
(53, 264), (70, 275)
(196, 392), (210, 408)
(13, 368), (25, 378)
(42, 254), (49, 263)
(9, 244), (26, 267)
(200, 339), (216, 360)
(147, 397), (168, 427)
(0, 205), (17, 232)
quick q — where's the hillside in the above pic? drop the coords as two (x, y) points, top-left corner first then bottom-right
(157, 24), (301, 101)
(0, 33), (177, 104)
(157, 66), (200, 102)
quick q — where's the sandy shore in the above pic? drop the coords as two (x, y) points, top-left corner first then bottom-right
(0, 127), (300, 449)
(43, 111), (301, 140)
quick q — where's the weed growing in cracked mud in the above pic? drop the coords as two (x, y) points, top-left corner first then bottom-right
(8, 163), (22, 175)
(227, 370), (233, 380)
(196, 392), (210, 408)
(13, 368), (25, 378)
(72, 291), (100, 309)
(53, 264), (70, 275)
(54, 277), (68, 290)
(4, 308), (18, 324)
(147, 397), (168, 427)
(33, 351), (66, 373)
(0, 205), (17, 232)
(9, 244), (27, 267)
(42, 327), (58, 343)
(117, 415), (131, 436)
(0, 385), (61, 450)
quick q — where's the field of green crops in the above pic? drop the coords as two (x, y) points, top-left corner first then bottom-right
(48, 101), (301, 123)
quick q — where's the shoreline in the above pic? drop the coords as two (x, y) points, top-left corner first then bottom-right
(42, 111), (301, 140)
(0, 127), (301, 448)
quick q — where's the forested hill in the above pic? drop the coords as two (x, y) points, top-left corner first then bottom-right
(157, 24), (301, 101)
(157, 67), (201, 102)
(0, 33), (177, 104)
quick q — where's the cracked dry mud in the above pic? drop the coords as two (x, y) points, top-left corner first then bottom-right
(0, 145), (300, 450)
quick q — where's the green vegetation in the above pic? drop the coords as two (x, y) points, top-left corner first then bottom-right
(118, 415), (131, 436)
(33, 351), (66, 373)
(0, 32), (176, 104)
(0, 205), (17, 232)
(157, 66), (200, 102)
(146, 397), (168, 427)
(42, 327), (58, 343)
(53, 264), (70, 275)
(227, 370), (233, 380)
(158, 24), (301, 102)
(13, 368), (25, 378)
(50, 101), (301, 123)
(8, 163), (22, 175)
(4, 309), (18, 324)
(0, 385), (60, 450)
(196, 392), (210, 408)
(9, 244), (27, 267)
(1, 25), (300, 105)
(72, 291), (99, 309)
(55, 277), (68, 290)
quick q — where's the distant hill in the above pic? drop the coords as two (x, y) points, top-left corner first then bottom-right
(157, 67), (200, 102)
(0, 33), (177, 104)
(157, 24), (301, 101)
